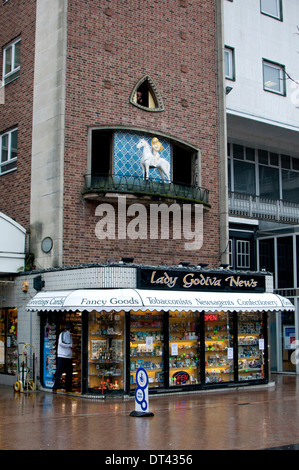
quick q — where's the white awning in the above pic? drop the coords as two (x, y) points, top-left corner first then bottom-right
(26, 288), (295, 313)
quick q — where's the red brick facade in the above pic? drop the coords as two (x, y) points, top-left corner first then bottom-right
(0, 0), (36, 230)
(1, 1), (223, 269)
(63, 1), (222, 267)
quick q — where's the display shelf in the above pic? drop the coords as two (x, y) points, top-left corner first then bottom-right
(237, 315), (264, 381)
(169, 311), (200, 386)
(130, 311), (164, 389)
(58, 313), (82, 392)
(88, 311), (124, 393)
(204, 314), (233, 384)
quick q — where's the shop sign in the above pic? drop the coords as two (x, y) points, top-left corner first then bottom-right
(138, 268), (266, 292)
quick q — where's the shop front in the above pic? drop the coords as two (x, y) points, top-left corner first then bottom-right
(26, 276), (295, 396)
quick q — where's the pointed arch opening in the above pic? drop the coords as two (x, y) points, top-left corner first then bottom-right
(130, 75), (164, 112)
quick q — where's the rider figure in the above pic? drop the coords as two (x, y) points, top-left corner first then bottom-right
(151, 137), (163, 167)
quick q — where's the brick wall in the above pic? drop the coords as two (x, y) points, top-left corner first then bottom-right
(0, 0), (36, 230)
(63, 0), (222, 268)
(0, 1), (222, 269)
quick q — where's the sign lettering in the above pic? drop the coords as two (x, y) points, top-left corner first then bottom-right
(139, 268), (265, 292)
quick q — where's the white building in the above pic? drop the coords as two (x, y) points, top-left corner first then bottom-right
(223, 0), (299, 373)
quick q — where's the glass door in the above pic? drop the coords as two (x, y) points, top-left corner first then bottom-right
(205, 312), (234, 384)
(169, 310), (200, 387)
(281, 311), (296, 372)
(130, 310), (164, 390)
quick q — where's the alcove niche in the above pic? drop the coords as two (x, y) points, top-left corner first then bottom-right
(130, 75), (164, 112)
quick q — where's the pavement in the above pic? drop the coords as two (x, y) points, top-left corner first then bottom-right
(1, 374), (299, 453)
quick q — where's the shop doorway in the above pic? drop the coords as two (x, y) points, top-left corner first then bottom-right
(42, 312), (82, 392)
(281, 311), (296, 372)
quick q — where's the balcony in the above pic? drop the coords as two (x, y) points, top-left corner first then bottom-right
(82, 174), (210, 206)
(229, 192), (299, 224)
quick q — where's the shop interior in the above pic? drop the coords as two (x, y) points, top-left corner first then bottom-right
(41, 308), (268, 395)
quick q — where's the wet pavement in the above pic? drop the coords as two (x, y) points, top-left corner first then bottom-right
(1, 374), (299, 451)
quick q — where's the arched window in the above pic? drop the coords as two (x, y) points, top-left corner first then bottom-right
(130, 75), (164, 112)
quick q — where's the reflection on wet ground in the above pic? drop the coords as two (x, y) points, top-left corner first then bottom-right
(1, 374), (299, 450)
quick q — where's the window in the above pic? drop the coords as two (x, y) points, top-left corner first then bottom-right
(224, 47), (235, 80)
(259, 238), (275, 273)
(277, 236), (294, 288)
(0, 128), (18, 174)
(228, 239), (233, 267)
(263, 60), (285, 95)
(233, 160), (256, 195)
(261, 0), (282, 20)
(228, 143), (299, 204)
(90, 129), (196, 186)
(236, 240), (250, 269)
(259, 165), (280, 199)
(0, 308), (18, 374)
(130, 76), (164, 112)
(282, 170), (299, 203)
(2, 38), (21, 85)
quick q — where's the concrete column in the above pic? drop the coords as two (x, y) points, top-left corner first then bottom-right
(30, 0), (68, 269)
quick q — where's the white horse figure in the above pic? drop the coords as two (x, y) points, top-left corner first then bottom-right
(136, 138), (170, 182)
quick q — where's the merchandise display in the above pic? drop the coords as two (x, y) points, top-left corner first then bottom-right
(169, 311), (200, 386)
(205, 312), (234, 383)
(130, 311), (164, 388)
(39, 306), (269, 394)
(0, 308), (18, 375)
(238, 313), (265, 381)
(64, 312), (81, 392)
(43, 318), (57, 388)
(88, 310), (124, 393)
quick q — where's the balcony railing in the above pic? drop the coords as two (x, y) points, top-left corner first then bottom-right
(83, 174), (210, 206)
(229, 192), (299, 223)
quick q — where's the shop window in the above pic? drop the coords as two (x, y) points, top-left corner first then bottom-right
(169, 311), (200, 387)
(238, 312), (266, 381)
(205, 312), (234, 384)
(88, 310), (124, 394)
(130, 310), (164, 389)
(0, 308), (18, 374)
(3, 38), (21, 85)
